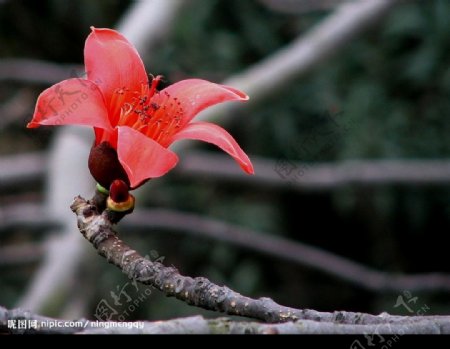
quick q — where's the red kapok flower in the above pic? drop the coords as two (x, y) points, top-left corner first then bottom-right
(28, 27), (254, 190)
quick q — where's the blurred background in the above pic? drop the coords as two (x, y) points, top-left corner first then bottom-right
(1, 0), (449, 322)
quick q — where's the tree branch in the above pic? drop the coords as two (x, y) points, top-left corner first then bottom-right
(125, 208), (450, 293)
(258, 0), (348, 14)
(3, 201), (450, 292)
(0, 203), (59, 234)
(177, 152), (450, 190)
(70, 195), (450, 327)
(116, 0), (187, 56)
(0, 243), (43, 267)
(17, 0), (185, 316)
(193, 0), (400, 124)
(16, 127), (93, 314)
(3, 151), (450, 194)
(0, 152), (46, 192)
(0, 59), (81, 84)
(1, 305), (448, 334)
(0, 89), (34, 130)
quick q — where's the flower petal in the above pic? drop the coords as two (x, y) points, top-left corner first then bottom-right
(117, 126), (179, 188)
(27, 78), (111, 130)
(172, 122), (254, 174)
(153, 79), (249, 127)
(84, 27), (148, 113)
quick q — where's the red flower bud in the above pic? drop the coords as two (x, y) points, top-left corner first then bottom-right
(88, 142), (130, 189)
(107, 179), (135, 216)
(109, 179), (129, 203)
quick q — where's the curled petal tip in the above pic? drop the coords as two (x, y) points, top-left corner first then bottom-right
(238, 156), (254, 175)
(171, 122), (254, 176)
(218, 83), (249, 101)
(89, 26), (110, 34)
(243, 163), (255, 175)
(232, 89), (249, 101)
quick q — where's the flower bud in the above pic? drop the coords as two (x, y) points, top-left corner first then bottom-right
(106, 179), (135, 223)
(88, 141), (130, 189)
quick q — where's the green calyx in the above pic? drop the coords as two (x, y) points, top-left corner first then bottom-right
(96, 183), (110, 195)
